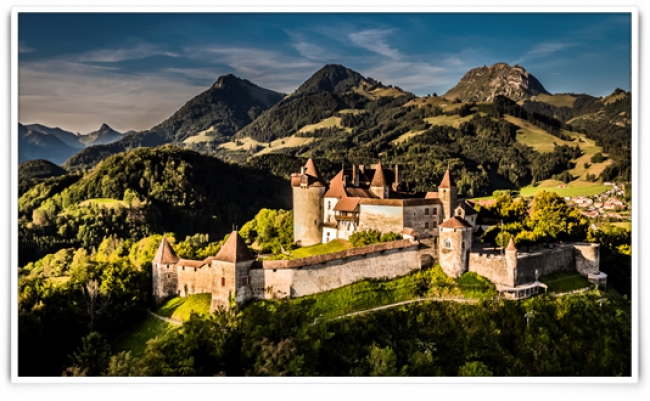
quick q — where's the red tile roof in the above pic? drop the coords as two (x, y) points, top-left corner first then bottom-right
(323, 170), (347, 198)
(215, 231), (254, 263)
(370, 161), (387, 187)
(333, 197), (361, 212)
(425, 192), (439, 198)
(506, 237), (517, 251)
(438, 168), (455, 188)
(153, 237), (180, 264)
(304, 158), (325, 187)
(439, 216), (472, 229)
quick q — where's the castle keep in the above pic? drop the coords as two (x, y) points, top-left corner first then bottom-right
(153, 158), (605, 310)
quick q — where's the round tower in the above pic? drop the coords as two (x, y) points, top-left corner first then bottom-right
(438, 167), (458, 221)
(505, 237), (518, 287)
(437, 216), (473, 278)
(152, 236), (180, 304)
(291, 158), (326, 246)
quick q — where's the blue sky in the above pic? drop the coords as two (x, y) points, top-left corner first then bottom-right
(18, 12), (632, 133)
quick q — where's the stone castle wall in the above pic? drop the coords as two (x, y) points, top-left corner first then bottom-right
(250, 239), (421, 299)
(514, 245), (576, 285)
(468, 253), (514, 287)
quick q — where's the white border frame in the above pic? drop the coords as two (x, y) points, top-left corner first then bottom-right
(10, 5), (639, 384)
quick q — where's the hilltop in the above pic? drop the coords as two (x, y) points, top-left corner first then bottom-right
(443, 63), (549, 102)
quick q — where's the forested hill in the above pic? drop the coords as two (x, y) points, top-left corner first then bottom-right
(19, 146), (291, 265)
(235, 64), (411, 142)
(61, 75), (285, 172)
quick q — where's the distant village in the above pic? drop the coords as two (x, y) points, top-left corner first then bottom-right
(566, 182), (629, 222)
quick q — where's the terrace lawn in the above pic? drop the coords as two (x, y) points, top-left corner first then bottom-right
(78, 198), (127, 208)
(540, 272), (591, 293)
(288, 239), (353, 259)
(155, 293), (212, 322)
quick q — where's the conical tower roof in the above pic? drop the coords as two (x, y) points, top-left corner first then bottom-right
(215, 231), (254, 263)
(304, 158), (325, 187)
(506, 237), (517, 251)
(371, 160), (387, 187)
(153, 236), (180, 264)
(438, 168), (456, 188)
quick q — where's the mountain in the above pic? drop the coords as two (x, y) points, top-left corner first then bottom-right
(444, 62), (549, 102)
(294, 64), (369, 95)
(236, 64), (408, 142)
(25, 124), (84, 149)
(18, 159), (70, 195)
(62, 75), (284, 172)
(18, 123), (78, 165)
(78, 123), (125, 146)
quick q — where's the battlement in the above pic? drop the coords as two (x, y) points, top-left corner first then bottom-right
(261, 239), (418, 270)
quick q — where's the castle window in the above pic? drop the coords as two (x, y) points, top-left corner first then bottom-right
(314, 220), (318, 225)
(443, 239), (452, 249)
(425, 222), (430, 229)
(432, 221), (438, 228)
(167, 274), (171, 279)
(458, 209), (462, 216)
(241, 277), (248, 286)
(221, 277), (226, 287)
(182, 266), (185, 270)
(433, 208), (437, 215)
(425, 208), (429, 215)
(462, 241), (465, 250)
(328, 201), (331, 210)
(194, 268), (197, 272)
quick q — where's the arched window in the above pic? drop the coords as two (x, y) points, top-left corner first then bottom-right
(443, 238), (452, 249)
(328, 201), (331, 210)
(462, 241), (465, 250)
(457, 209), (462, 216)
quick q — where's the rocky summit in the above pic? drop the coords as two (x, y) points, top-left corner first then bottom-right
(444, 62), (549, 102)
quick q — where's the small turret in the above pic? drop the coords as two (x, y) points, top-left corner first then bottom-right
(152, 236), (180, 304)
(370, 160), (389, 199)
(438, 167), (458, 220)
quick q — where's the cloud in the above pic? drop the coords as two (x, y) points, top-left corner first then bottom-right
(72, 43), (180, 63)
(513, 42), (577, 65)
(19, 41), (35, 53)
(349, 29), (400, 59)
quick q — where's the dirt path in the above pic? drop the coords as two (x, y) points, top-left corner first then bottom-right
(148, 310), (183, 326)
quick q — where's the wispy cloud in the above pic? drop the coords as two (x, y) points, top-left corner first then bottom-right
(513, 42), (577, 65)
(349, 29), (400, 59)
(19, 41), (35, 53)
(72, 43), (180, 63)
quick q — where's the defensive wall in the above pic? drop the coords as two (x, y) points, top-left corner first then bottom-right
(250, 239), (421, 299)
(467, 243), (601, 288)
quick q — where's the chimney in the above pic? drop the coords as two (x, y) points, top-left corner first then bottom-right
(394, 164), (402, 187)
(359, 164), (365, 174)
(343, 174), (348, 187)
(352, 165), (359, 186)
(300, 166), (305, 175)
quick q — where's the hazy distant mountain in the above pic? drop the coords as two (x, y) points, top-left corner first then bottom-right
(78, 123), (125, 146)
(444, 62), (549, 102)
(25, 124), (84, 149)
(18, 123), (78, 165)
(62, 74), (284, 171)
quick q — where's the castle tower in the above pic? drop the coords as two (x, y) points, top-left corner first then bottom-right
(152, 236), (180, 304)
(438, 167), (458, 220)
(211, 231), (255, 310)
(505, 237), (518, 285)
(291, 158), (326, 246)
(370, 160), (389, 199)
(437, 216), (473, 278)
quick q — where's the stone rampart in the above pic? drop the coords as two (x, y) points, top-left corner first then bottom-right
(468, 253), (513, 287)
(514, 245), (575, 285)
(250, 239), (421, 299)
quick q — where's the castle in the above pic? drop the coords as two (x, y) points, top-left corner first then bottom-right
(153, 158), (606, 310)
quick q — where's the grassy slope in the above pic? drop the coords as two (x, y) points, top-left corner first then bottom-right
(518, 185), (609, 199)
(297, 116), (348, 133)
(540, 272), (591, 293)
(530, 94), (578, 108)
(155, 293), (212, 321)
(111, 315), (174, 357)
(78, 198), (127, 208)
(288, 239), (353, 259)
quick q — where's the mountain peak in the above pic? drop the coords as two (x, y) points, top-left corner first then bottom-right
(213, 74), (243, 89)
(99, 123), (112, 131)
(295, 64), (368, 95)
(444, 62), (549, 102)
